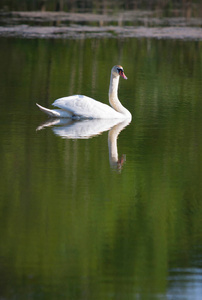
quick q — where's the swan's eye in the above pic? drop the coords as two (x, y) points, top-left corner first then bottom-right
(117, 68), (123, 75)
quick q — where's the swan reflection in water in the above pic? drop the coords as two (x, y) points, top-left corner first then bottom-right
(37, 118), (131, 171)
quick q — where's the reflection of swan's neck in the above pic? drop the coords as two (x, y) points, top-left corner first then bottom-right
(108, 73), (131, 117)
(108, 127), (119, 165)
(108, 119), (131, 169)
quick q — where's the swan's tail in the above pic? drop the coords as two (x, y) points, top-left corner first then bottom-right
(36, 103), (75, 118)
(36, 103), (62, 117)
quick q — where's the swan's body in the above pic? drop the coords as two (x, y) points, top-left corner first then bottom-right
(36, 65), (131, 120)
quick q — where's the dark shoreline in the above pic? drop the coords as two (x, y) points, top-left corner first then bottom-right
(0, 11), (202, 40)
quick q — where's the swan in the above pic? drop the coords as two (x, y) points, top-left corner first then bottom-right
(36, 65), (131, 120)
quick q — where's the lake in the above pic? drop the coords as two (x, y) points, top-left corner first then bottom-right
(0, 36), (202, 299)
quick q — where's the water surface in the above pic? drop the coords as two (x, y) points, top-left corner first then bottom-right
(0, 37), (202, 299)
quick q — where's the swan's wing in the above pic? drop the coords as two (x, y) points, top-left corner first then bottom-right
(52, 95), (122, 119)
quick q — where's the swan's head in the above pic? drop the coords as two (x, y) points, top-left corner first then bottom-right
(112, 65), (127, 80)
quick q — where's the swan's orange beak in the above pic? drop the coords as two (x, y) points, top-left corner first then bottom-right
(119, 70), (128, 80)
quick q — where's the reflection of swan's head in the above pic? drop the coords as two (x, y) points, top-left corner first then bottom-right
(111, 65), (127, 80)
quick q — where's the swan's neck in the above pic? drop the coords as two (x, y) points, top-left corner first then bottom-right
(108, 73), (131, 117)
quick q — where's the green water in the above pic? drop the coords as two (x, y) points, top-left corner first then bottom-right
(0, 37), (202, 299)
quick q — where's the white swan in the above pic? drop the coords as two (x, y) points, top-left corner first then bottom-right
(36, 65), (131, 120)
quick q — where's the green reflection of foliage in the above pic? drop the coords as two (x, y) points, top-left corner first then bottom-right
(0, 37), (202, 299)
